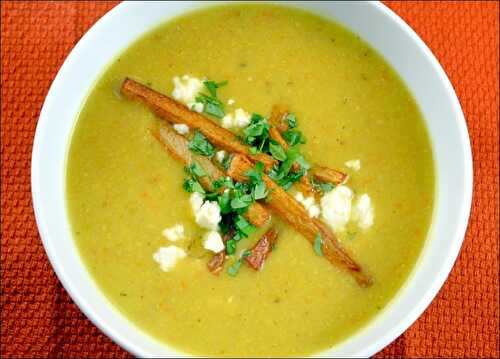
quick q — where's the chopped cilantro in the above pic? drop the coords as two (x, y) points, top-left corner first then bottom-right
(195, 93), (225, 119)
(245, 161), (264, 184)
(313, 233), (323, 256)
(249, 146), (258, 155)
(311, 177), (335, 193)
(186, 162), (206, 178)
(234, 215), (255, 237)
(188, 131), (215, 156)
(282, 129), (306, 146)
(285, 113), (297, 129)
(253, 181), (268, 200)
(227, 259), (242, 276)
(226, 239), (237, 255)
(203, 80), (228, 98)
(183, 178), (205, 194)
(230, 194), (253, 209)
(217, 191), (232, 214)
(269, 140), (287, 161)
(221, 154), (233, 171)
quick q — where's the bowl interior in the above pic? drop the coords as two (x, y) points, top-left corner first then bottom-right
(32, 1), (472, 357)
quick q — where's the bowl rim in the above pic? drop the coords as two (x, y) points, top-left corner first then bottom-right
(31, 1), (473, 357)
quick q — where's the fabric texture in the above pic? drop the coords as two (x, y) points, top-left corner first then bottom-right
(1, 1), (498, 358)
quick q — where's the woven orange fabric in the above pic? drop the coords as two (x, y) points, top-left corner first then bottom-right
(1, 1), (498, 358)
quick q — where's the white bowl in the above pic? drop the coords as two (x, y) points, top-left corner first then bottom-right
(32, 1), (473, 357)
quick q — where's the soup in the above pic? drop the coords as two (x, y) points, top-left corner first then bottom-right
(67, 4), (434, 357)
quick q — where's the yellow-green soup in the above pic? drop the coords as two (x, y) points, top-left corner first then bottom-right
(67, 4), (434, 357)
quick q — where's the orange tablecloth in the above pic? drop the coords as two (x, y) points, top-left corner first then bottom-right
(1, 1), (498, 357)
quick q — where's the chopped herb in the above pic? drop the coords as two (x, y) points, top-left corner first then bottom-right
(249, 146), (258, 155)
(230, 194), (253, 209)
(203, 80), (228, 98)
(285, 113), (297, 129)
(234, 215), (255, 237)
(195, 93), (225, 119)
(282, 129), (306, 146)
(313, 233), (323, 256)
(213, 176), (234, 190)
(241, 249), (251, 258)
(221, 154), (233, 171)
(243, 114), (270, 152)
(186, 162), (206, 178)
(311, 177), (335, 193)
(227, 259), (242, 277)
(244, 161), (264, 184)
(188, 131), (215, 156)
(217, 191), (232, 214)
(183, 178), (205, 194)
(269, 140), (287, 161)
(253, 181), (268, 200)
(226, 239), (237, 255)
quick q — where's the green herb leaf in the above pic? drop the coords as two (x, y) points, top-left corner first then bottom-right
(282, 130), (306, 146)
(204, 101), (225, 118)
(217, 191), (232, 214)
(249, 146), (258, 155)
(203, 80), (228, 98)
(269, 140), (287, 161)
(313, 233), (323, 256)
(311, 177), (335, 193)
(227, 259), (242, 277)
(221, 154), (233, 171)
(186, 162), (206, 178)
(195, 94), (225, 119)
(244, 162), (264, 184)
(188, 131), (215, 156)
(253, 181), (268, 200)
(235, 215), (255, 237)
(285, 113), (297, 129)
(183, 178), (205, 194)
(230, 194), (253, 209)
(226, 239), (237, 255)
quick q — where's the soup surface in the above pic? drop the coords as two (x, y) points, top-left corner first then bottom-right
(67, 4), (434, 357)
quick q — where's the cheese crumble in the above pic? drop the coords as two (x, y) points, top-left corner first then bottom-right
(320, 185), (353, 232)
(345, 159), (361, 171)
(173, 123), (189, 135)
(294, 191), (321, 218)
(172, 75), (204, 112)
(203, 231), (225, 253)
(153, 246), (186, 272)
(222, 108), (251, 129)
(195, 200), (222, 230)
(353, 194), (374, 230)
(162, 224), (185, 241)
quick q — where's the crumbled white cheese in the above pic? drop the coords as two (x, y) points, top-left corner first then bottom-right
(353, 194), (374, 230)
(172, 75), (204, 111)
(294, 191), (321, 218)
(153, 245), (186, 272)
(190, 192), (204, 213)
(215, 150), (227, 163)
(203, 230), (225, 253)
(162, 224), (185, 241)
(221, 108), (251, 129)
(173, 123), (189, 135)
(195, 200), (221, 230)
(227, 98), (235, 105)
(221, 113), (234, 129)
(320, 185), (353, 232)
(345, 159), (361, 171)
